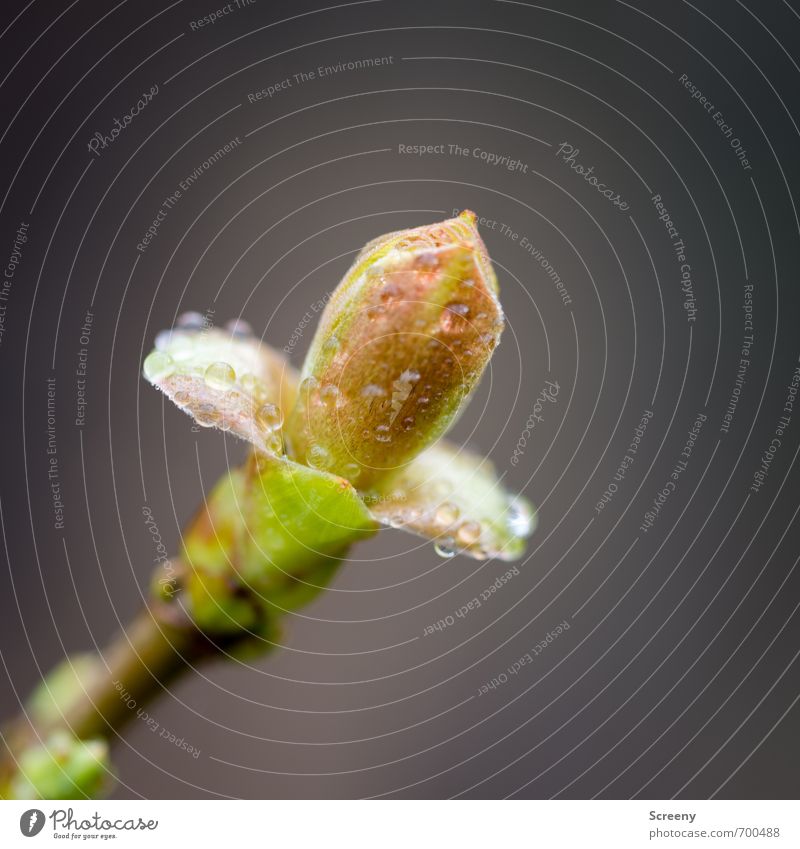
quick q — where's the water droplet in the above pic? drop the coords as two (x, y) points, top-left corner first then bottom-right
(174, 391), (190, 405)
(322, 335), (340, 355)
(401, 415), (415, 431)
(177, 311), (206, 330)
(435, 502), (459, 526)
(299, 376), (319, 397)
(508, 500), (535, 538)
(262, 430), (283, 454)
(256, 402), (282, 432)
(416, 395), (430, 407)
(361, 383), (386, 398)
(375, 423), (392, 443)
(225, 318), (253, 337)
(380, 282), (400, 302)
(143, 351), (175, 381)
(342, 462), (361, 482)
(204, 361), (236, 391)
(195, 403), (220, 427)
(456, 520), (482, 546)
(307, 444), (332, 470)
(239, 373), (264, 399)
(320, 383), (341, 408)
(416, 250), (438, 270)
(389, 515), (405, 528)
(155, 330), (173, 351)
(440, 302), (470, 334)
(435, 538), (456, 558)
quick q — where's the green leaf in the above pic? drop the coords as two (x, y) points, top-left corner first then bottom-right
(143, 322), (297, 455)
(365, 439), (535, 561)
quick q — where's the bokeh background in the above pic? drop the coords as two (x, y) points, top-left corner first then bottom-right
(1, 0), (799, 799)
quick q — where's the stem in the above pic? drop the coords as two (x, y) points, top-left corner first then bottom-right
(0, 566), (214, 793)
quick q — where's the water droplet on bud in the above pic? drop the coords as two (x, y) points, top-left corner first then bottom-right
(440, 305), (470, 334)
(320, 383), (342, 408)
(342, 462), (361, 482)
(307, 444), (332, 470)
(322, 335), (340, 355)
(361, 383), (386, 398)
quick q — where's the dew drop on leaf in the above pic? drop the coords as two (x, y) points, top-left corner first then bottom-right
(435, 538), (456, 558)
(435, 502), (460, 526)
(204, 361), (236, 391)
(195, 403), (221, 427)
(176, 311), (206, 330)
(143, 351), (175, 381)
(507, 500), (535, 538)
(224, 318), (253, 337)
(456, 520), (482, 546)
(256, 402), (282, 432)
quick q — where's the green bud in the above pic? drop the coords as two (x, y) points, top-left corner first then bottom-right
(9, 732), (111, 800)
(287, 211), (504, 488)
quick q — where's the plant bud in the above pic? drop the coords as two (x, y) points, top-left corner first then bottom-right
(287, 211), (504, 488)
